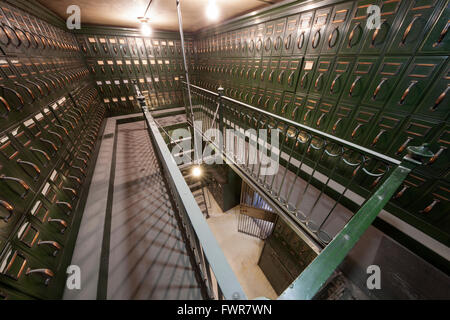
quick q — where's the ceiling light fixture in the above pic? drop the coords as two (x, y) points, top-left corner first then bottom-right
(138, 0), (153, 36)
(192, 166), (202, 178)
(206, 0), (219, 21)
(138, 17), (152, 36)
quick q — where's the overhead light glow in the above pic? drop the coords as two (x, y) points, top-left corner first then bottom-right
(206, 0), (219, 21)
(192, 166), (202, 178)
(141, 23), (152, 36)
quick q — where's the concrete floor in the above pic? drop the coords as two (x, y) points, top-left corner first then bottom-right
(204, 190), (278, 300)
(65, 118), (202, 300)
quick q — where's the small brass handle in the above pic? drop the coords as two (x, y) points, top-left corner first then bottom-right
(330, 74), (342, 93)
(297, 32), (305, 49)
(17, 159), (41, 179)
(312, 30), (321, 49)
(332, 118), (342, 132)
(71, 166), (86, 176)
(281, 103), (288, 115)
(54, 124), (69, 136)
(402, 16), (420, 45)
(0, 85), (25, 108)
(36, 78), (51, 93)
(421, 199), (439, 214)
(47, 130), (64, 143)
(288, 71), (295, 87)
(25, 80), (44, 97)
(56, 201), (73, 213)
(63, 187), (77, 198)
(431, 85), (449, 111)
(252, 69), (258, 79)
(371, 129), (386, 146)
(285, 34), (292, 50)
(328, 27), (339, 48)
(260, 70), (266, 81)
(351, 123), (363, 138)
(0, 174), (31, 198)
(315, 73), (324, 89)
(303, 109), (311, 121)
(316, 113), (326, 127)
(301, 72), (309, 88)
(0, 95), (11, 114)
(30, 147), (51, 161)
(0, 199), (14, 222)
(38, 240), (62, 257)
(274, 36), (282, 50)
(26, 268), (54, 286)
(394, 185), (410, 199)
(268, 70), (275, 82)
(40, 138), (58, 152)
(373, 78), (387, 100)
(428, 146), (446, 164)
(396, 137), (413, 155)
(348, 23), (361, 48)
(400, 80), (418, 104)
(434, 21), (450, 47)
(264, 38), (272, 51)
(14, 82), (35, 101)
(68, 175), (82, 185)
(278, 71), (285, 84)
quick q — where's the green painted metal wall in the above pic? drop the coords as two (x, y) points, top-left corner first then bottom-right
(192, 0), (450, 248)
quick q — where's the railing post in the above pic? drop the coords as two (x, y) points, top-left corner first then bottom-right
(278, 144), (434, 300)
(218, 86), (224, 147)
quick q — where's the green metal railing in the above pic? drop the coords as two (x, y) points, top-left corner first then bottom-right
(181, 81), (434, 299)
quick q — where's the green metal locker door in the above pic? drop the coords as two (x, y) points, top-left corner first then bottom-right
(326, 103), (355, 138)
(361, 56), (410, 108)
(419, 1), (450, 53)
(387, 0), (444, 54)
(310, 57), (335, 96)
(272, 18), (287, 57)
(307, 7), (333, 55)
(414, 59), (450, 119)
(297, 57), (318, 95)
(323, 57), (355, 101)
(386, 56), (447, 114)
(293, 11), (314, 56)
(345, 105), (380, 145)
(282, 15), (299, 56)
(340, 0), (381, 55)
(320, 2), (354, 55)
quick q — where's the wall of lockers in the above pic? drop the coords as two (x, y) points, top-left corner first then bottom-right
(193, 0), (450, 247)
(0, 0), (105, 299)
(75, 28), (196, 114)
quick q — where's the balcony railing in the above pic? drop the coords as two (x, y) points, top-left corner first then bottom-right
(140, 98), (247, 300)
(180, 81), (434, 299)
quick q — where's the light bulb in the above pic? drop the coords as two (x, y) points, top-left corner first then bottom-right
(192, 166), (202, 177)
(206, 0), (219, 21)
(141, 23), (152, 36)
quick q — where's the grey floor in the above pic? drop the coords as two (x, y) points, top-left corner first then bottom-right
(65, 118), (202, 300)
(107, 121), (202, 300)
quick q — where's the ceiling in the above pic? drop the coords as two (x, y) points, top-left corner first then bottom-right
(36, 0), (287, 32)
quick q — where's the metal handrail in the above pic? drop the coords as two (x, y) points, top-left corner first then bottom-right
(181, 81), (434, 299)
(183, 81), (400, 166)
(141, 107), (247, 300)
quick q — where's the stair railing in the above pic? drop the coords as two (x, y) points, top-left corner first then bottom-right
(181, 81), (434, 299)
(137, 89), (247, 300)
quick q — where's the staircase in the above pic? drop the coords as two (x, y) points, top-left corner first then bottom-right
(180, 166), (210, 219)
